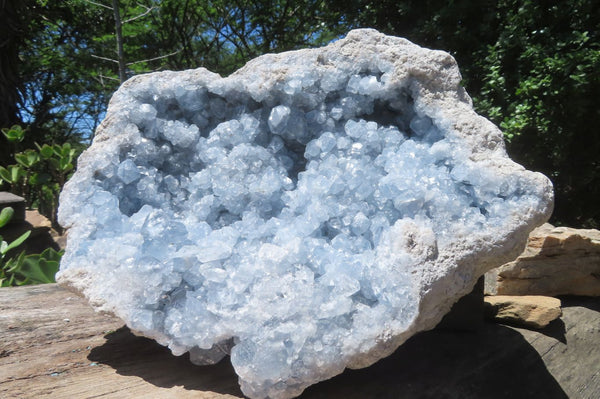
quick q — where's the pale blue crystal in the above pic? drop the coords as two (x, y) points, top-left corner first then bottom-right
(58, 29), (552, 399)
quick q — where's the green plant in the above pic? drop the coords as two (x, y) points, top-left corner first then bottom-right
(0, 125), (79, 231)
(1, 124), (25, 144)
(0, 165), (26, 191)
(0, 206), (62, 287)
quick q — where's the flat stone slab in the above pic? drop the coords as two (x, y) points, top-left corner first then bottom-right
(486, 223), (600, 297)
(484, 295), (562, 329)
(2, 284), (599, 398)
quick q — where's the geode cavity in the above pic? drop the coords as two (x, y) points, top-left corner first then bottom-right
(57, 29), (553, 399)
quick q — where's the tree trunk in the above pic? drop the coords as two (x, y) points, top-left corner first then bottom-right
(0, 0), (27, 166)
(112, 0), (127, 83)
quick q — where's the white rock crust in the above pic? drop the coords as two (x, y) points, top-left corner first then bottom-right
(57, 29), (553, 399)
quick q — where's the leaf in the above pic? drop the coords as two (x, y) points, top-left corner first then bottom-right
(0, 165), (26, 185)
(39, 144), (55, 159)
(48, 158), (60, 171)
(14, 154), (27, 167)
(3, 230), (31, 254)
(0, 207), (14, 228)
(52, 144), (64, 157)
(61, 143), (72, 157)
(1, 125), (26, 142)
(29, 172), (39, 185)
(15, 150), (40, 168)
(4, 251), (26, 273)
(0, 167), (11, 183)
(39, 247), (63, 262)
(18, 254), (59, 284)
(1, 274), (16, 287)
(11, 165), (24, 183)
(59, 157), (73, 172)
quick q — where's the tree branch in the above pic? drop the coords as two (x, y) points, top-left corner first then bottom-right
(123, 5), (156, 24)
(126, 49), (182, 66)
(83, 0), (113, 10)
(90, 54), (119, 64)
(97, 74), (120, 82)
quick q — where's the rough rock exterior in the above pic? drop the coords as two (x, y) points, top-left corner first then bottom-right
(486, 224), (600, 297)
(484, 295), (562, 329)
(57, 29), (553, 399)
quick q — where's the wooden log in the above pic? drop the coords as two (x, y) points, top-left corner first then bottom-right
(1, 284), (599, 398)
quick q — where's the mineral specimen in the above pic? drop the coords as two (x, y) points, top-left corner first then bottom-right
(57, 29), (554, 398)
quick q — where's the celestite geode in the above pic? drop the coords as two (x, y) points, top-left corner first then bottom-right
(57, 29), (553, 398)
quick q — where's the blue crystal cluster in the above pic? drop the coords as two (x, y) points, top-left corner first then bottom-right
(58, 30), (551, 399)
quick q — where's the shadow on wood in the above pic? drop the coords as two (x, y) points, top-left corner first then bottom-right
(88, 326), (243, 396)
(87, 322), (569, 399)
(303, 323), (569, 398)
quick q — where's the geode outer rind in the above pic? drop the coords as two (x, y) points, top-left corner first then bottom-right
(57, 29), (553, 399)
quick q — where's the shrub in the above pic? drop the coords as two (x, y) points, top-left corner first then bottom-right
(0, 207), (62, 287)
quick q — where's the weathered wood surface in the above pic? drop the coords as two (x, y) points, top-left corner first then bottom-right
(1, 284), (599, 399)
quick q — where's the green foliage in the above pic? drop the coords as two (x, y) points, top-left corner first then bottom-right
(0, 165), (26, 188)
(2, 0), (347, 159)
(0, 0), (113, 162)
(2, 124), (26, 143)
(0, 208), (31, 251)
(3, 248), (62, 286)
(0, 126), (79, 229)
(0, 206), (62, 287)
(469, 0), (600, 228)
(82, 0), (346, 78)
